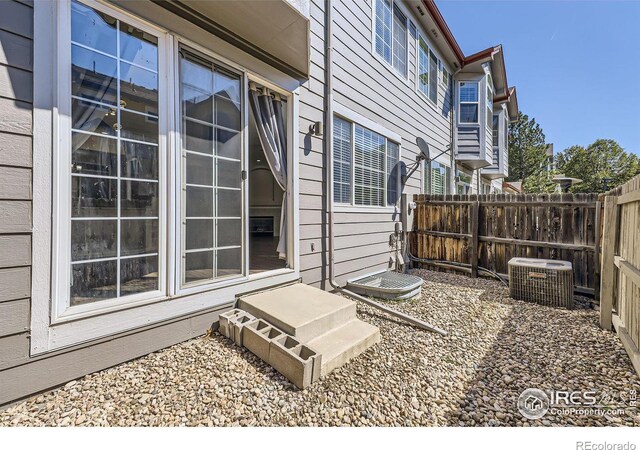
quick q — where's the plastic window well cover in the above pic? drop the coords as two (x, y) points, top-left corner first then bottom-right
(346, 270), (424, 295)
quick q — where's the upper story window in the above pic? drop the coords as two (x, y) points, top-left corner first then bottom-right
(504, 114), (509, 150)
(492, 115), (499, 147)
(425, 161), (451, 195)
(459, 82), (479, 124)
(486, 74), (493, 128)
(375, 0), (408, 77)
(442, 66), (449, 88)
(417, 35), (439, 104)
(333, 115), (400, 207)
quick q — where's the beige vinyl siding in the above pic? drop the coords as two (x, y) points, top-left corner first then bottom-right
(297, 0), (453, 285)
(298, 0), (328, 287)
(0, 0), (33, 367)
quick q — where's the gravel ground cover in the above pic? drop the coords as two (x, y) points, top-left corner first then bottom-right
(2, 270), (639, 427)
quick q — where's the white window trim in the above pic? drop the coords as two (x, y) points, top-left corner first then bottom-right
(31, 0), (301, 354)
(456, 75), (482, 126)
(172, 40), (250, 298)
(51, 0), (170, 325)
(332, 102), (401, 213)
(415, 32), (440, 107)
(371, 0), (411, 84)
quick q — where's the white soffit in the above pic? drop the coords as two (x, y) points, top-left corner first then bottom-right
(180, 0), (310, 79)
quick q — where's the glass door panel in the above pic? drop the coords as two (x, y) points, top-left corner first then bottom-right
(180, 48), (244, 287)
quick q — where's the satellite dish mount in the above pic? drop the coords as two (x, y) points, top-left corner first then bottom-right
(401, 137), (450, 186)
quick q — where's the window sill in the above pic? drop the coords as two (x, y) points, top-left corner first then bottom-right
(333, 204), (398, 214)
(416, 88), (439, 113)
(371, 51), (412, 89)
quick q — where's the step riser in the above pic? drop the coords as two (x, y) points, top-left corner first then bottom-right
(320, 329), (380, 376)
(238, 299), (356, 343)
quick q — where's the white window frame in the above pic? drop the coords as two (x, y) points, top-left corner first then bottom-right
(31, 0), (301, 354)
(441, 65), (449, 88)
(51, 0), (171, 323)
(174, 42), (248, 296)
(332, 102), (401, 213)
(486, 73), (493, 130)
(416, 31), (442, 108)
(457, 79), (481, 125)
(372, 0), (410, 82)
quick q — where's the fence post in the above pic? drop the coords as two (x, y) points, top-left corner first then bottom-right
(593, 201), (602, 304)
(600, 196), (619, 330)
(470, 200), (479, 278)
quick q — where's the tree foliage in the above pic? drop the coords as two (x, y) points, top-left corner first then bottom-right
(507, 111), (549, 183)
(555, 140), (640, 193)
(522, 170), (557, 194)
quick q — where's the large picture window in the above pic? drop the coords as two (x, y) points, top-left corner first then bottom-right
(69, 0), (161, 306)
(332, 115), (400, 207)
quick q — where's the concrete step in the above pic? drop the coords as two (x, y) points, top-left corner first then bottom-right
(238, 283), (357, 343)
(307, 319), (380, 376)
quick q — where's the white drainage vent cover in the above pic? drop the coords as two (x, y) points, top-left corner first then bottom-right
(347, 271), (423, 300)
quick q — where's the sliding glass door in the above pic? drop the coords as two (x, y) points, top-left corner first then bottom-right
(179, 48), (244, 287)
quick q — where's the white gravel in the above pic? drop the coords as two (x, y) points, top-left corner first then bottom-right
(2, 270), (639, 426)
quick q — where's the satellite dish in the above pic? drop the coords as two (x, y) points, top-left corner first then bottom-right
(416, 137), (430, 161)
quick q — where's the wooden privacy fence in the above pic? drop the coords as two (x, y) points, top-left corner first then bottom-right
(599, 174), (640, 375)
(411, 193), (601, 296)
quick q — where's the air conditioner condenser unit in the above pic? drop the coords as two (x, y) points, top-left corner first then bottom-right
(508, 258), (574, 309)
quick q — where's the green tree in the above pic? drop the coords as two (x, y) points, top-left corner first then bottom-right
(522, 170), (557, 193)
(507, 111), (549, 183)
(555, 139), (640, 193)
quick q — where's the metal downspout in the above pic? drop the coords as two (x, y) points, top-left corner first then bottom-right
(324, 0), (338, 291)
(323, 1), (445, 335)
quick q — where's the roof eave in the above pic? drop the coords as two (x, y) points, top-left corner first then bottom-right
(421, 0), (465, 66)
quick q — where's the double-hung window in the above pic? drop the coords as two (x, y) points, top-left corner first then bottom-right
(459, 82), (479, 124)
(332, 116), (400, 207)
(486, 74), (493, 129)
(492, 114), (500, 165)
(417, 35), (439, 104)
(374, 0), (407, 77)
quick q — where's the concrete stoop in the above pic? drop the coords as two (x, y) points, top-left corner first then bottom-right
(219, 283), (380, 388)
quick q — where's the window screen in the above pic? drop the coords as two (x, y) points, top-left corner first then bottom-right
(333, 117), (352, 204)
(333, 116), (398, 207)
(354, 126), (386, 207)
(418, 37), (429, 97)
(180, 49), (243, 286)
(386, 141), (399, 205)
(429, 50), (438, 104)
(374, 0), (392, 64)
(392, 4), (407, 77)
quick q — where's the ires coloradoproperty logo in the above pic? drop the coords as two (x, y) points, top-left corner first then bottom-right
(517, 388), (630, 420)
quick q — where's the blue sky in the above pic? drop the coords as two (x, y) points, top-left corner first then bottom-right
(437, 0), (640, 156)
